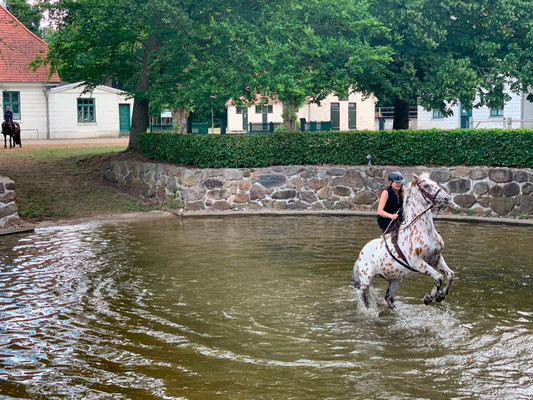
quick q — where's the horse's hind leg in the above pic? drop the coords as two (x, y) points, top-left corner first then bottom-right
(352, 258), (376, 309)
(434, 256), (454, 302)
(384, 279), (401, 309)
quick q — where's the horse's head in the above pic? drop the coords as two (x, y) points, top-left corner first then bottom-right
(412, 173), (450, 206)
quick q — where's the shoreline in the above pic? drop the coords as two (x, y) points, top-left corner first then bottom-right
(32, 209), (533, 229)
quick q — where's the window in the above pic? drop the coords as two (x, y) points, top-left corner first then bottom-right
(255, 105), (273, 114)
(432, 109), (444, 119)
(2, 91), (21, 120)
(490, 108), (504, 117)
(348, 103), (357, 129)
(77, 98), (96, 122)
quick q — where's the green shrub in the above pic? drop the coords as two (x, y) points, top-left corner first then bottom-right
(138, 129), (533, 168)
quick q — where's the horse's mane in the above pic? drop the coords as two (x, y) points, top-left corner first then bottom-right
(403, 172), (430, 210)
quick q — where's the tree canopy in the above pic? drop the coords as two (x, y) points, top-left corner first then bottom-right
(356, 0), (532, 128)
(37, 0), (533, 140)
(6, 0), (42, 37)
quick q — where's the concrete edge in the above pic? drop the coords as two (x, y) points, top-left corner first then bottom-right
(0, 224), (36, 236)
(168, 209), (533, 226)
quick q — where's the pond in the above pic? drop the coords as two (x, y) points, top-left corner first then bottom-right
(0, 216), (532, 399)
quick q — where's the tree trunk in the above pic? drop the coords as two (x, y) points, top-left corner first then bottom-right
(171, 107), (190, 133)
(128, 33), (158, 150)
(392, 99), (410, 130)
(282, 101), (298, 132)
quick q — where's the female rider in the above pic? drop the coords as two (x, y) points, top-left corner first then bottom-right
(377, 171), (404, 232)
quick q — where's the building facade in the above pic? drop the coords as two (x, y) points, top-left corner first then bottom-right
(417, 89), (533, 130)
(226, 92), (376, 132)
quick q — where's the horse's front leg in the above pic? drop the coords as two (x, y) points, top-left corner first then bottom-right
(412, 259), (443, 305)
(433, 256), (454, 302)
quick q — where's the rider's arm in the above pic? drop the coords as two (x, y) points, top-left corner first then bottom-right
(377, 190), (398, 219)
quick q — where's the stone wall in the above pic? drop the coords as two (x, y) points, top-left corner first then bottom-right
(0, 177), (22, 228)
(101, 161), (533, 217)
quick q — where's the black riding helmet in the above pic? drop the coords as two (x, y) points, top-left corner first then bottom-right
(388, 171), (404, 183)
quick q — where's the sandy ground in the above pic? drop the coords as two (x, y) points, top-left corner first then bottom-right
(18, 137), (129, 149)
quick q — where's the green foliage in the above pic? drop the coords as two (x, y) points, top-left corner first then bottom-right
(139, 129), (533, 168)
(355, 0), (528, 122)
(6, 0), (42, 36)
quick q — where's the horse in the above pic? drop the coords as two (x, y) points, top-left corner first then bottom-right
(352, 173), (454, 310)
(2, 119), (21, 148)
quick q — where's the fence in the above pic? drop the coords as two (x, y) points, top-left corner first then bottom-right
(149, 123), (209, 134)
(302, 121), (331, 132)
(150, 124), (174, 133)
(376, 106), (418, 119)
(248, 122), (281, 133)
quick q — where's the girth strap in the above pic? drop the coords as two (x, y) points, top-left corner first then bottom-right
(382, 234), (419, 273)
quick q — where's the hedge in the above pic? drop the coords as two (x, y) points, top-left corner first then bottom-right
(138, 129), (533, 168)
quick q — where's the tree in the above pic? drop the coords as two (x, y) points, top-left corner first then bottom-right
(40, 0), (290, 146)
(6, 0), (42, 37)
(236, 0), (390, 131)
(355, 0), (520, 129)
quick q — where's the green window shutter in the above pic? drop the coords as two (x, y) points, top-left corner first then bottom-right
(490, 108), (503, 117)
(3, 91), (21, 119)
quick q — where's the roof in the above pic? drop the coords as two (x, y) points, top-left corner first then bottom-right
(0, 5), (60, 82)
(48, 81), (129, 95)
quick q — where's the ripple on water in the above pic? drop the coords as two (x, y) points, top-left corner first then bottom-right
(0, 217), (531, 399)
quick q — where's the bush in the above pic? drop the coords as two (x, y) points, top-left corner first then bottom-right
(138, 129), (533, 168)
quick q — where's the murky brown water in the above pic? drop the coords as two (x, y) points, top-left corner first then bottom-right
(0, 216), (531, 399)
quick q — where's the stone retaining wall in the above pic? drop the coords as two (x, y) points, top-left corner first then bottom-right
(0, 177), (21, 228)
(101, 162), (533, 217)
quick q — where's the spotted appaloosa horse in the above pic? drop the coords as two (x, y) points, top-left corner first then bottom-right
(352, 173), (454, 309)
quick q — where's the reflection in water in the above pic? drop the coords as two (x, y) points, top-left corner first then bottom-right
(0, 216), (532, 399)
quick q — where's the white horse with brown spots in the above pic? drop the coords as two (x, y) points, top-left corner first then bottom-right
(352, 173), (454, 309)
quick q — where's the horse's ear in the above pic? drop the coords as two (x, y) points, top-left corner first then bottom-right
(413, 174), (419, 183)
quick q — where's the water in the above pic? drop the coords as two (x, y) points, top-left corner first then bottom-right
(0, 216), (531, 399)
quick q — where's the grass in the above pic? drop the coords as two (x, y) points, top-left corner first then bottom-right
(0, 146), (157, 221)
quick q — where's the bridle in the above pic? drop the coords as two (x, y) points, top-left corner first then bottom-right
(402, 180), (446, 230)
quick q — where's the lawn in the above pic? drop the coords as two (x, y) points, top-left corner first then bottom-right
(0, 146), (156, 221)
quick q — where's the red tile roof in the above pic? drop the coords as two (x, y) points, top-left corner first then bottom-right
(0, 5), (60, 82)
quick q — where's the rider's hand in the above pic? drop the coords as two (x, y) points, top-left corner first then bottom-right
(391, 213), (398, 220)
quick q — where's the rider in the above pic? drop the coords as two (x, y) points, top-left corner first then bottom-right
(4, 106), (13, 124)
(2, 106), (13, 133)
(377, 171), (404, 232)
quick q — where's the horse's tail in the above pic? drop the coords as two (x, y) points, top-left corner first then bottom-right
(352, 259), (361, 289)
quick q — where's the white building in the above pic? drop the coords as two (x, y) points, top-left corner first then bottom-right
(226, 92), (377, 132)
(47, 83), (133, 139)
(417, 89), (533, 129)
(1, 5), (133, 139)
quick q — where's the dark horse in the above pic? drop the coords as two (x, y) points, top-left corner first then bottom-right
(2, 120), (21, 148)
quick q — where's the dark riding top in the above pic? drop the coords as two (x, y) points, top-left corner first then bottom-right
(377, 185), (403, 231)
(4, 110), (13, 123)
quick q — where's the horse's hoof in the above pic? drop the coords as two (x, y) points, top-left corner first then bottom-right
(423, 294), (433, 305)
(385, 296), (396, 309)
(435, 292), (446, 302)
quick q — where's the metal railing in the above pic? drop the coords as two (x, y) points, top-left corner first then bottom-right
(248, 122), (281, 133)
(303, 121), (331, 132)
(149, 123), (209, 134)
(376, 106), (418, 119)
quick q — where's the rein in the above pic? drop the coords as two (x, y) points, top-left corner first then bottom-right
(382, 180), (444, 273)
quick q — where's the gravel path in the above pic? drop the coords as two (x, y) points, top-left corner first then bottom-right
(15, 137), (129, 150)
